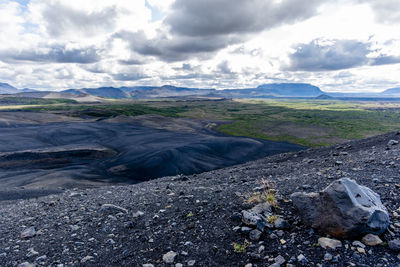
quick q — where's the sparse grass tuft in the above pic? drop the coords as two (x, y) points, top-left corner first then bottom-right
(267, 215), (279, 224)
(245, 178), (278, 207)
(232, 240), (251, 253)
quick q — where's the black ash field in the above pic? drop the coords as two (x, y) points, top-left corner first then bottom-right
(1, 99), (400, 267)
(1, 129), (400, 266)
(0, 111), (303, 197)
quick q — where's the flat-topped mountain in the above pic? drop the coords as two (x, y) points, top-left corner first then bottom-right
(60, 83), (325, 99)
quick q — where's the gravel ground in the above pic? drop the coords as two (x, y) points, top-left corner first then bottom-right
(1, 131), (400, 266)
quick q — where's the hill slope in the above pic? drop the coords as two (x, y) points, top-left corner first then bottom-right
(382, 87), (400, 95)
(0, 83), (19, 94)
(1, 131), (400, 266)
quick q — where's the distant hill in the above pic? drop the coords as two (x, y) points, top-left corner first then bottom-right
(256, 83), (324, 97)
(0, 83), (19, 94)
(315, 94), (334, 99)
(63, 87), (130, 99)
(131, 85), (216, 98)
(382, 87), (400, 95)
(60, 83), (325, 99)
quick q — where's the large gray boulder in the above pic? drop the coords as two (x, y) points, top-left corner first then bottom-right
(291, 178), (389, 239)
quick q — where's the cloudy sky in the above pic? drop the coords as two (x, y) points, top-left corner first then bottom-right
(1, 0), (400, 92)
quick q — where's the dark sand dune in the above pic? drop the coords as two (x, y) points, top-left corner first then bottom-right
(0, 112), (304, 191)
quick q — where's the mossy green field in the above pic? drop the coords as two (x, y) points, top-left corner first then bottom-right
(5, 97), (400, 147)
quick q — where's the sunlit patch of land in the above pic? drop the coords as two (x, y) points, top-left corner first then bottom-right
(5, 97), (400, 147)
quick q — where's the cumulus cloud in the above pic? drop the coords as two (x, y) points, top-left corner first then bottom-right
(287, 39), (400, 71)
(360, 0), (400, 24)
(111, 72), (149, 81)
(38, 1), (117, 37)
(0, 44), (101, 64)
(113, 0), (326, 63)
(113, 30), (243, 62)
(166, 0), (324, 36)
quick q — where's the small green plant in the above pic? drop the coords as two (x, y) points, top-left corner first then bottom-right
(232, 240), (251, 253)
(267, 215), (279, 224)
(186, 212), (194, 217)
(245, 178), (278, 207)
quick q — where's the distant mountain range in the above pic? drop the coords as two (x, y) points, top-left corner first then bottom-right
(1, 82), (400, 100)
(59, 83), (324, 99)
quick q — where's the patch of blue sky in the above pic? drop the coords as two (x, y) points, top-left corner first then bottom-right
(145, 0), (165, 22)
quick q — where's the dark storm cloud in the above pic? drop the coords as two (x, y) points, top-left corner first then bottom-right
(113, 0), (324, 63)
(40, 2), (117, 37)
(0, 45), (101, 64)
(166, 0), (324, 36)
(286, 39), (400, 71)
(113, 31), (242, 62)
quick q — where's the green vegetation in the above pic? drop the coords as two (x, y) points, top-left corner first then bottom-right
(6, 97), (400, 147)
(0, 97), (77, 105)
(232, 240), (251, 253)
(23, 103), (187, 118)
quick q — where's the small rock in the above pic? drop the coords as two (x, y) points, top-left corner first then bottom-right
(274, 218), (290, 229)
(21, 227), (36, 239)
(357, 247), (366, 254)
(297, 254), (308, 264)
(274, 255), (286, 264)
(249, 229), (262, 241)
(142, 264), (154, 267)
(324, 253), (333, 261)
(17, 262), (35, 267)
(241, 227), (252, 234)
(175, 264), (183, 267)
(244, 264), (253, 267)
(251, 202), (271, 216)
(81, 256), (94, 263)
(318, 237), (342, 250)
(388, 239), (400, 252)
(241, 210), (261, 226)
(35, 255), (47, 263)
(352, 241), (366, 248)
(26, 248), (39, 257)
(258, 245), (265, 253)
(163, 251), (177, 264)
(388, 140), (399, 146)
(188, 260), (196, 266)
(69, 225), (79, 231)
(132, 211), (145, 218)
(100, 204), (128, 214)
(361, 234), (382, 246)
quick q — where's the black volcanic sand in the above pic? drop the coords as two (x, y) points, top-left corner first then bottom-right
(0, 112), (304, 194)
(1, 131), (400, 266)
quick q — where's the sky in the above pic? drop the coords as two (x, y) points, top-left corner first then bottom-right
(0, 0), (400, 92)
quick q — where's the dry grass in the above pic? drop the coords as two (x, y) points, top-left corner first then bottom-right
(245, 178), (278, 207)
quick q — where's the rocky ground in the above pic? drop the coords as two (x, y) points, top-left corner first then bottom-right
(1, 131), (400, 267)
